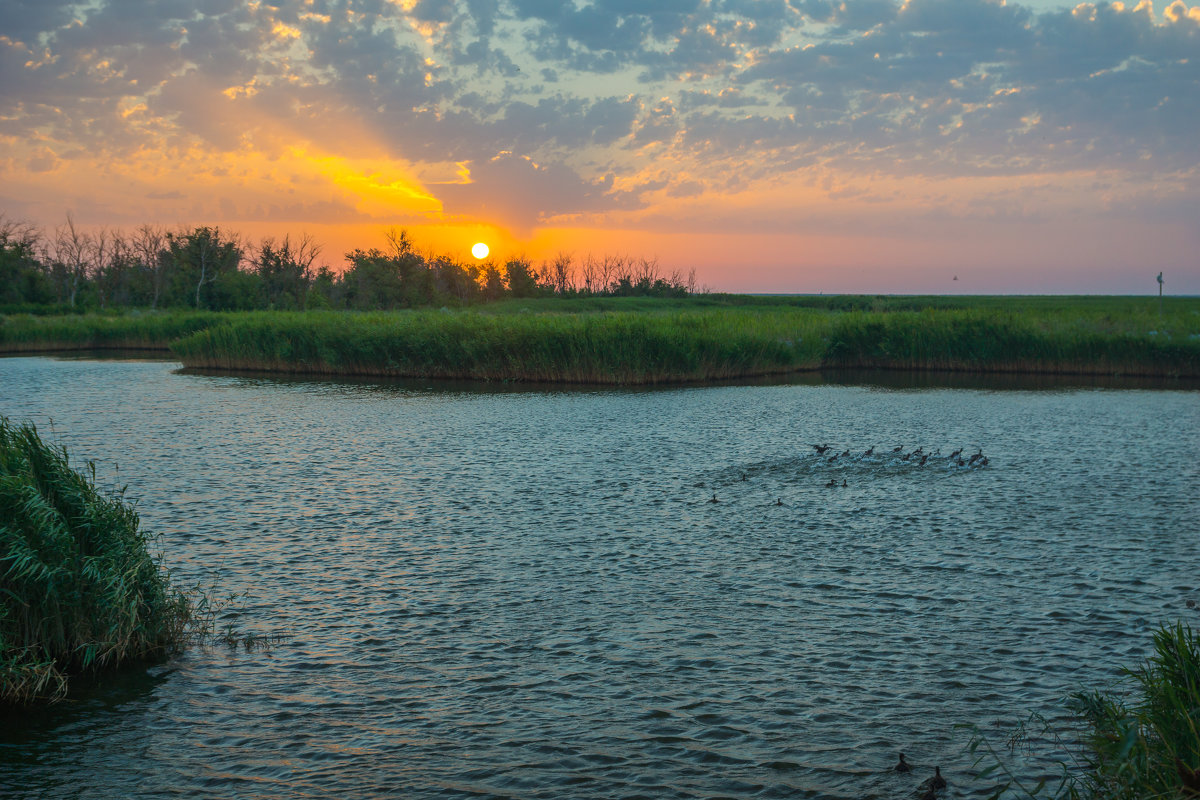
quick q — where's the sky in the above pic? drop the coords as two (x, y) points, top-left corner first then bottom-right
(1, 0), (1198, 293)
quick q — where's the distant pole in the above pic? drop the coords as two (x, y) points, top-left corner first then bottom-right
(1157, 271), (1163, 317)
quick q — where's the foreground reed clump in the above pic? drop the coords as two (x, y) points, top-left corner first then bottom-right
(0, 418), (191, 704)
(971, 620), (1200, 799)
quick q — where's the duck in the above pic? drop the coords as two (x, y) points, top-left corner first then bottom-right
(919, 454), (929, 466)
(812, 443), (831, 454)
(709, 492), (719, 503)
(840, 449), (851, 458)
(863, 446), (875, 456)
(825, 478), (838, 488)
(775, 497), (785, 506)
(841, 479), (847, 487)
(918, 766), (947, 792)
(892, 445), (904, 452)
(894, 752), (911, 773)
(949, 448), (962, 459)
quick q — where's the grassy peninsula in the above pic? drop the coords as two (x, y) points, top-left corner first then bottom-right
(0, 418), (192, 703)
(2, 296), (1198, 383)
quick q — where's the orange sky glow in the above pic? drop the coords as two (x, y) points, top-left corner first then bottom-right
(3, 0), (1198, 293)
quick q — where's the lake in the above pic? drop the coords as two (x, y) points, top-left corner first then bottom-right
(1, 355), (1197, 799)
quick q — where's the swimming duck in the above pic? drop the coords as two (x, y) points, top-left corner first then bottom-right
(812, 443), (831, 454)
(775, 497), (784, 506)
(841, 479), (847, 487)
(918, 766), (947, 792)
(894, 752), (911, 773)
(949, 448), (962, 459)
(864, 446), (875, 456)
(709, 492), (719, 503)
(825, 478), (838, 488)
(892, 445), (904, 452)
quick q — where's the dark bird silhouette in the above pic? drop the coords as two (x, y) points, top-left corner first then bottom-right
(741, 472), (748, 481)
(892, 445), (904, 452)
(919, 454), (929, 466)
(812, 444), (831, 454)
(709, 492), (719, 503)
(949, 448), (962, 459)
(913, 446), (924, 456)
(894, 753), (911, 773)
(918, 766), (947, 792)
(841, 479), (847, 487)
(840, 449), (851, 458)
(825, 478), (838, 488)
(775, 497), (784, 506)
(864, 446), (875, 456)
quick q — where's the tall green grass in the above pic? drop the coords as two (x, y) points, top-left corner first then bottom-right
(0, 310), (226, 352)
(168, 304), (1200, 383)
(0, 418), (191, 704)
(168, 309), (830, 383)
(5, 297), (1199, 381)
(970, 621), (1200, 800)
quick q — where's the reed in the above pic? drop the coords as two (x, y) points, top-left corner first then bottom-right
(168, 309), (831, 383)
(969, 620), (1200, 800)
(0, 418), (191, 704)
(0, 310), (225, 353)
(168, 303), (1199, 383)
(6, 297), (1198, 382)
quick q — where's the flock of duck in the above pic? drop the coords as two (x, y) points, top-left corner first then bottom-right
(894, 754), (948, 799)
(703, 442), (991, 504)
(810, 443), (990, 469)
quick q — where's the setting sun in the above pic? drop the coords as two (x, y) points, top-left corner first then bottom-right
(471, 242), (489, 259)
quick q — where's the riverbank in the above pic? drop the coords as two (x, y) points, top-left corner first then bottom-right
(3, 297), (1197, 382)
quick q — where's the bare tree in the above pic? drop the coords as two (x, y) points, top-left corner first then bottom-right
(550, 252), (575, 294)
(634, 257), (660, 286)
(580, 255), (598, 295)
(133, 225), (168, 309)
(598, 255), (618, 294)
(88, 227), (112, 309)
(50, 214), (91, 307)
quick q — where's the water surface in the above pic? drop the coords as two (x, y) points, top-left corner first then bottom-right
(1, 356), (1197, 799)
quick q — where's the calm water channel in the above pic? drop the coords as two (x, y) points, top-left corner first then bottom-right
(1, 355), (1197, 800)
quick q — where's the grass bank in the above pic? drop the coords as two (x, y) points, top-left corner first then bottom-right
(170, 303), (1199, 383)
(0, 311), (225, 353)
(0, 418), (191, 704)
(169, 308), (830, 383)
(5, 297), (1199, 382)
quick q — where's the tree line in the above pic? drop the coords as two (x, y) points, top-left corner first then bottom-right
(0, 215), (696, 312)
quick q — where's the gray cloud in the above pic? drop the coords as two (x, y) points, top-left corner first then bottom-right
(4, 0), (1198, 229)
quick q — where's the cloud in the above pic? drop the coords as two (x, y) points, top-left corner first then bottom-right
(436, 152), (633, 230)
(2, 0), (1198, 247)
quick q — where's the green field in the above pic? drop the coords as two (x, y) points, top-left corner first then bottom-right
(2, 296), (1197, 382)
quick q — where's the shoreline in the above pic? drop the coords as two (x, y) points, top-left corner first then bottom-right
(3, 300), (1198, 384)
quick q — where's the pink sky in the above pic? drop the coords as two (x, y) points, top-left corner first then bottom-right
(3, 0), (1198, 293)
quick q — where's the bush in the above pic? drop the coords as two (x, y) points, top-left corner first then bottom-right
(0, 418), (191, 704)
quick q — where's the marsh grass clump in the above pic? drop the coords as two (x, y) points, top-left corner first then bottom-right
(970, 621), (1200, 799)
(0, 310), (226, 353)
(0, 418), (191, 704)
